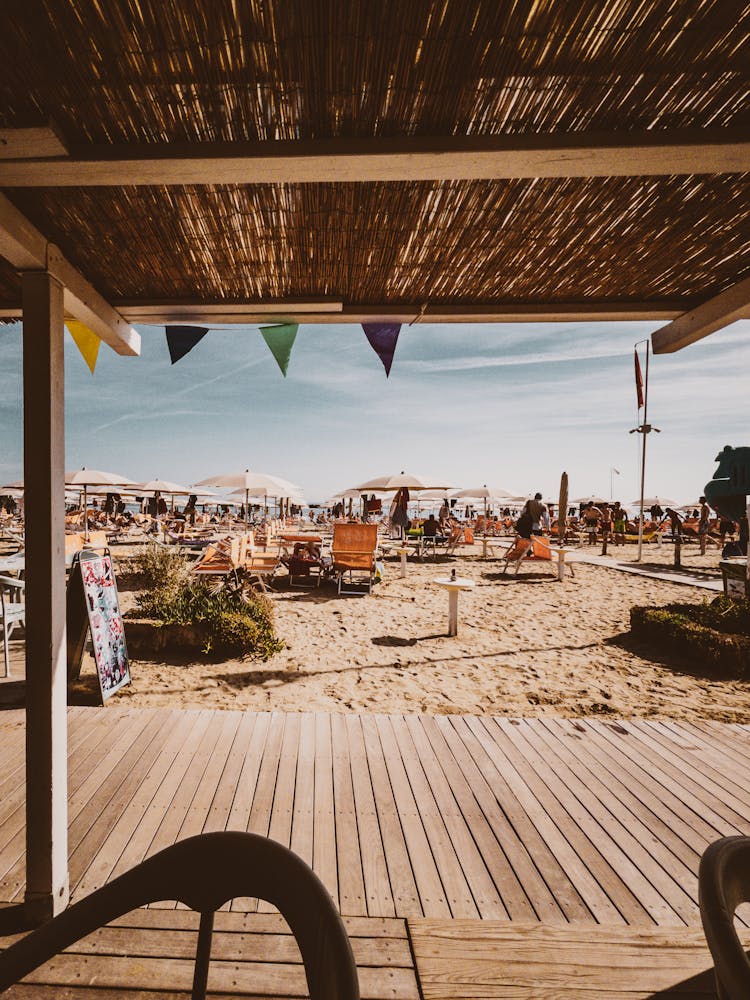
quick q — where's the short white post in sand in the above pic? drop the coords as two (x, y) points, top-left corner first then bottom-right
(433, 572), (475, 636)
(395, 546), (409, 578)
(555, 547), (569, 581)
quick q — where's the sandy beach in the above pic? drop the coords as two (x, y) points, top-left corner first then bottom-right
(104, 541), (750, 723)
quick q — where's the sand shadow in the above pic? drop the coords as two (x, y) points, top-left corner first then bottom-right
(481, 570), (558, 583)
(371, 635), (419, 647)
(606, 631), (740, 682)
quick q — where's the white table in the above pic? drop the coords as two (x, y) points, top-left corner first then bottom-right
(433, 575), (475, 636)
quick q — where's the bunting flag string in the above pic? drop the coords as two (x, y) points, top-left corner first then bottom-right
(66, 320), (100, 374)
(260, 323), (299, 377)
(362, 323), (402, 377)
(166, 325), (209, 365)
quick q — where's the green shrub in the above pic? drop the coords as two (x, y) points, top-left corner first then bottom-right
(630, 596), (750, 677)
(136, 579), (283, 660)
(132, 543), (190, 594)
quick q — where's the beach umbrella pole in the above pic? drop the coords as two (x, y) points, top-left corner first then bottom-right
(83, 484), (89, 542)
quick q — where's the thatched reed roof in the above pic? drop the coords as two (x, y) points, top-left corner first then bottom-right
(2, 174), (748, 307)
(0, 0), (748, 325)
(2, 0), (748, 142)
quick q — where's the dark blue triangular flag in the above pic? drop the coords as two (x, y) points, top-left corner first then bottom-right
(362, 323), (402, 377)
(166, 326), (209, 364)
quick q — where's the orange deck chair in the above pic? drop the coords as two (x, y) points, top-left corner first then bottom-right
(332, 523), (378, 595)
(501, 535), (553, 575)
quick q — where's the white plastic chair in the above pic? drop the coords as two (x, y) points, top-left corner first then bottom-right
(0, 575), (25, 677)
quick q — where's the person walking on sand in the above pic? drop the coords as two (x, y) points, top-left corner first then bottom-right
(524, 493), (549, 537)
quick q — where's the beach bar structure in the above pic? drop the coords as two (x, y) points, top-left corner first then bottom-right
(0, 0), (749, 985)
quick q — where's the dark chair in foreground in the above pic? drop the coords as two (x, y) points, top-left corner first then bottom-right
(699, 836), (750, 999)
(0, 831), (359, 1000)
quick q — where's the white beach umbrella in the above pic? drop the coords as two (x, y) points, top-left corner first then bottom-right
(65, 467), (137, 539)
(452, 485), (518, 524)
(573, 495), (609, 505)
(353, 472), (455, 492)
(633, 496), (678, 509)
(136, 478), (194, 496)
(195, 469), (303, 525)
(451, 486), (516, 500)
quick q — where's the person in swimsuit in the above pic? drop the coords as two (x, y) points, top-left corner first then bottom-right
(612, 502), (626, 546)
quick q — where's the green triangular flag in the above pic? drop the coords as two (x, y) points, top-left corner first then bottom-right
(260, 323), (299, 377)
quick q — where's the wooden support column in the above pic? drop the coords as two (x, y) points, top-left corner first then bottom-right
(21, 270), (69, 922)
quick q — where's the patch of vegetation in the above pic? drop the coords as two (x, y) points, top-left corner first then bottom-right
(130, 543), (191, 593)
(630, 596), (750, 677)
(135, 571), (283, 660)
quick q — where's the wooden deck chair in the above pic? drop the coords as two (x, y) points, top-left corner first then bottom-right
(0, 575), (24, 678)
(191, 537), (238, 579)
(500, 535), (534, 574)
(444, 525), (465, 556)
(244, 532), (282, 591)
(0, 832), (359, 1000)
(332, 523), (378, 595)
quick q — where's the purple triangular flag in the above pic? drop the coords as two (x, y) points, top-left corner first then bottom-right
(166, 326), (209, 364)
(362, 323), (402, 377)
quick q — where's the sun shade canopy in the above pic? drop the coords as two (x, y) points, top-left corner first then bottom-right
(0, 0), (748, 350)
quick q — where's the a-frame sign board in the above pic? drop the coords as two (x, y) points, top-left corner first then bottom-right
(66, 549), (130, 703)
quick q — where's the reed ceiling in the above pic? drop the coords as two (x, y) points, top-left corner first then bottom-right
(0, 0), (748, 313)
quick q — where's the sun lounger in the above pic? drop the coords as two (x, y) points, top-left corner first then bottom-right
(191, 537), (243, 580)
(332, 523), (378, 595)
(496, 535), (555, 575)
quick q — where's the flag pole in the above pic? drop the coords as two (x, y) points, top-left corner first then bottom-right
(637, 340), (650, 563)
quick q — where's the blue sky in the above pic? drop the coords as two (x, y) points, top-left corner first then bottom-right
(1, 319), (748, 504)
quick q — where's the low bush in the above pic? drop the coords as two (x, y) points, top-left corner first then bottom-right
(129, 543), (190, 593)
(630, 596), (750, 677)
(136, 580), (283, 660)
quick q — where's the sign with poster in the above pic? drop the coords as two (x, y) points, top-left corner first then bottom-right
(66, 549), (130, 702)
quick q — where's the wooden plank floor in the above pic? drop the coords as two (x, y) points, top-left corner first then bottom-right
(3, 910), (418, 999)
(409, 919), (741, 998)
(1, 707), (749, 929)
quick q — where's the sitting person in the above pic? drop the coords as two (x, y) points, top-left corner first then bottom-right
(422, 514), (441, 538)
(293, 539), (321, 562)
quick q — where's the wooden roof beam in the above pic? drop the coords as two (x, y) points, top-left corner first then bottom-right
(107, 300), (688, 325)
(0, 128), (747, 186)
(0, 193), (140, 355)
(651, 276), (750, 354)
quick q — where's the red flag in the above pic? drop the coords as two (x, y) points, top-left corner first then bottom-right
(634, 348), (644, 408)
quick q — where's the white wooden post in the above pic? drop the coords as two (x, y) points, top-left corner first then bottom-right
(448, 590), (459, 636)
(22, 270), (70, 922)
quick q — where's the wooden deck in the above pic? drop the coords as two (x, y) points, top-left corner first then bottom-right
(1, 706), (750, 996)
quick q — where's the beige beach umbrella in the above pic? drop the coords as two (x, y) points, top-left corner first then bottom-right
(137, 478), (193, 495)
(195, 470), (303, 525)
(353, 472), (454, 492)
(65, 467), (137, 540)
(635, 496), (678, 508)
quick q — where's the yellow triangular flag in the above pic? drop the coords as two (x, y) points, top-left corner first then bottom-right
(66, 321), (101, 374)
